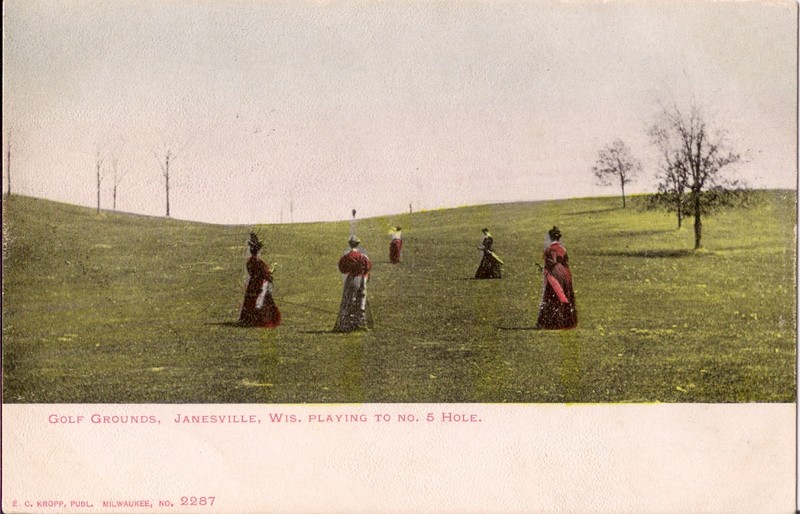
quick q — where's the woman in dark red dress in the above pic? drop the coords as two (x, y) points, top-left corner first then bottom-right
(536, 226), (577, 329)
(239, 233), (281, 327)
(389, 226), (403, 264)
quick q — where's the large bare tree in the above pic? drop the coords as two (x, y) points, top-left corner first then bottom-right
(648, 104), (741, 249)
(592, 139), (642, 208)
(645, 131), (691, 229)
(654, 158), (690, 229)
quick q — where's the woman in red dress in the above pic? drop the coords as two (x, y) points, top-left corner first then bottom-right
(239, 233), (281, 327)
(536, 226), (577, 329)
(333, 235), (373, 332)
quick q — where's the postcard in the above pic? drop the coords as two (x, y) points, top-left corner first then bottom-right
(2, 1), (796, 513)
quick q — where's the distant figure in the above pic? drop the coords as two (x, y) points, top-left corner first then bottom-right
(536, 226), (577, 329)
(349, 209), (358, 237)
(239, 233), (281, 327)
(333, 235), (373, 332)
(389, 226), (403, 264)
(475, 228), (503, 279)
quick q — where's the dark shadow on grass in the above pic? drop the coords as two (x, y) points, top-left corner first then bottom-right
(205, 321), (296, 329)
(587, 249), (696, 258)
(206, 321), (249, 328)
(712, 244), (763, 252)
(564, 207), (621, 217)
(612, 229), (673, 238)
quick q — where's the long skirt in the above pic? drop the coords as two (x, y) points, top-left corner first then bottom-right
(389, 239), (403, 264)
(333, 275), (371, 332)
(536, 268), (577, 329)
(475, 252), (502, 279)
(239, 283), (282, 327)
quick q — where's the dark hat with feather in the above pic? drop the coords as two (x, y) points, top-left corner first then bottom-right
(248, 232), (263, 254)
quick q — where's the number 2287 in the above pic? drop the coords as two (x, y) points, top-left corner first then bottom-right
(181, 496), (215, 506)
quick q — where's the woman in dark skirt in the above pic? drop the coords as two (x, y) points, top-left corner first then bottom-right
(389, 226), (403, 264)
(239, 233), (281, 327)
(475, 228), (503, 279)
(536, 226), (577, 329)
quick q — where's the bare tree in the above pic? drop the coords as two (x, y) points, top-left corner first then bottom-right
(648, 103), (741, 249)
(645, 122), (691, 229)
(592, 139), (641, 208)
(110, 157), (125, 211)
(5, 130), (10, 198)
(654, 159), (690, 229)
(150, 133), (191, 218)
(163, 150), (174, 217)
(95, 146), (104, 214)
(152, 146), (182, 218)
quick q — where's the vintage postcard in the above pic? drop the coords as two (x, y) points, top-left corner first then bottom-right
(2, 1), (796, 513)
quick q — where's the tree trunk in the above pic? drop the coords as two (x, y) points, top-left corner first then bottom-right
(6, 135), (10, 198)
(113, 185), (117, 210)
(165, 155), (170, 218)
(96, 161), (101, 213)
(693, 193), (702, 249)
(620, 177), (626, 208)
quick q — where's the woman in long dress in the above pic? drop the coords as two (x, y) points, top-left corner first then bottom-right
(536, 226), (577, 329)
(475, 228), (503, 279)
(389, 226), (403, 264)
(239, 233), (282, 327)
(333, 235), (373, 332)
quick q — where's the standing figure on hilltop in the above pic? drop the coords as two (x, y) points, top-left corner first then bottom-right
(349, 209), (358, 237)
(239, 233), (282, 327)
(333, 235), (373, 332)
(536, 226), (577, 329)
(474, 228), (503, 279)
(389, 226), (403, 264)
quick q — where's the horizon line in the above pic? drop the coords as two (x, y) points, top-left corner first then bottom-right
(3, 188), (796, 228)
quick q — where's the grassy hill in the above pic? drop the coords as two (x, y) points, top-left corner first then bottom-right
(2, 192), (796, 403)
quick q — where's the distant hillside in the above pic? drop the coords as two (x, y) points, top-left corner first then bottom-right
(2, 191), (796, 403)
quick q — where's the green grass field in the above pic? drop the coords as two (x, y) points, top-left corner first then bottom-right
(2, 192), (796, 403)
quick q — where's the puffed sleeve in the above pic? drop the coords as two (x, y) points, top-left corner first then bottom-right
(338, 253), (352, 274)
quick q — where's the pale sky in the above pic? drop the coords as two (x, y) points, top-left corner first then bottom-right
(2, 0), (797, 224)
